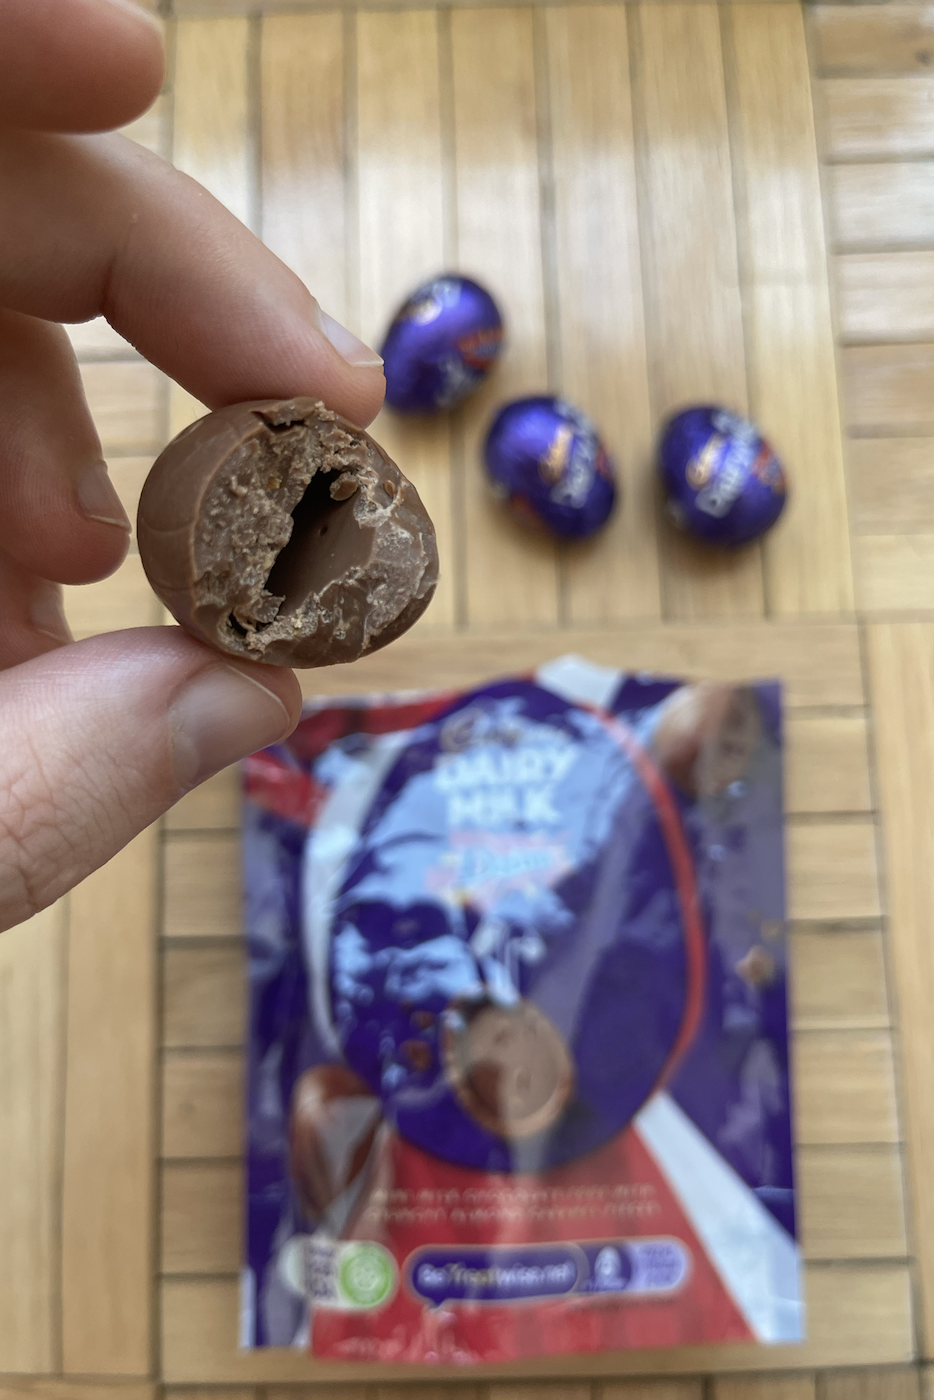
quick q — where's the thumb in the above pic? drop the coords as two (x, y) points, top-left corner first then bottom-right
(0, 626), (301, 932)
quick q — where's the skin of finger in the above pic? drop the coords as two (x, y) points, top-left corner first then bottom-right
(0, 309), (130, 584)
(0, 550), (72, 670)
(0, 0), (164, 135)
(0, 131), (386, 429)
(0, 626), (301, 932)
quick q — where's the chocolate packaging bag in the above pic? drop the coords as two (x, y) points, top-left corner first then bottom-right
(241, 656), (802, 1362)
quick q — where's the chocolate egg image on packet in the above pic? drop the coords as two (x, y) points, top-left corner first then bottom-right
(484, 396), (617, 539)
(659, 405), (787, 546)
(303, 675), (708, 1174)
(381, 274), (504, 413)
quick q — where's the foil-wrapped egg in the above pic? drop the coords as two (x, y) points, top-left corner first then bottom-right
(659, 406), (788, 546)
(381, 274), (503, 413)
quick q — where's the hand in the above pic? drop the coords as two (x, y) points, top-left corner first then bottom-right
(0, 0), (386, 932)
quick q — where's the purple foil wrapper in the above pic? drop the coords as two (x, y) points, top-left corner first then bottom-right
(659, 406), (788, 547)
(484, 396), (617, 539)
(381, 274), (503, 413)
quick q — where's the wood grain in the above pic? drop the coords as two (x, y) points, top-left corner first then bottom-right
(161, 1162), (242, 1273)
(868, 622), (934, 1356)
(823, 1370), (921, 1400)
(789, 930), (889, 1030)
(545, 5), (661, 623)
(843, 344), (934, 434)
(160, 1264), (912, 1382)
(0, 1386), (154, 1400)
(729, 3), (854, 615)
(822, 77), (934, 161)
(162, 944), (246, 1048)
(786, 820), (880, 921)
(838, 253), (934, 344)
(796, 1145), (907, 1260)
(451, 7), (559, 627)
(173, 17), (252, 227)
(261, 14), (346, 321)
(858, 535), (934, 612)
(634, 3), (762, 619)
(162, 1052), (244, 1159)
(356, 9), (456, 629)
(296, 623), (865, 708)
(714, 1378), (815, 1400)
(812, 5), (934, 75)
(849, 438), (934, 533)
(62, 832), (157, 1375)
(163, 835), (240, 938)
(79, 363), (163, 456)
(829, 162), (934, 250)
(0, 904), (65, 1373)
(785, 715), (871, 813)
(795, 1030), (899, 1146)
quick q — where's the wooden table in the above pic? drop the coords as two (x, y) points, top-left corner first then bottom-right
(3, 0), (934, 1395)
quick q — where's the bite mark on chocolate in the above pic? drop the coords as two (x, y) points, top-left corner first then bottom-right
(137, 398), (438, 668)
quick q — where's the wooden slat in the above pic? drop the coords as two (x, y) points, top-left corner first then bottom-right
(858, 535), (934, 612)
(62, 555), (161, 639)
(545, 5), (661, 623)
(729, 3), (854, 615)
(868, 622), (934, 1354)
(80, 362), (163, 456)
(451, 7), (559, 628)
(162, 1052), (243, 1159)
(62, 831), (157, 1375)
(487, 1387), (591, 1400)
(829, 162), (934, 250)
(165, 766), (241, 832)
(634, 2), (763, 620)
(823, 1369), (922, 1400)
(822, 77), (934, 161)
(797, 1145), (908, 1261)
(261, 13), (346, 322)
(849, 438), (934, 533)
(789, 930), (889, 1031)
(164, 835), (240, 939)
(785, 715), (871, 814)
(787, 820), (881, 922)
(812, 6), (934, 76)
(838, 252), (934, 344)
(356, 9), (456, 630)
(713, 1378), (815, 1400)
(600, 1384), (703, 1400)
(795, 1030), (899, 1147)
(173, 17), (252, 227)
(0, 905), (65, 1373)
(166, 1392), (257, 1400)
(0, 1386), (154, 1400)
(843, 344), (934, 434)
(161, 1162), (242, 1274)
(162, 944), (246, 1048)
(296, 622), (865, 709)
(160, 1264), (912, 1382)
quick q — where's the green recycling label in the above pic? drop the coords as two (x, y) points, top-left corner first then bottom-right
(337, 1242), (397, 1308)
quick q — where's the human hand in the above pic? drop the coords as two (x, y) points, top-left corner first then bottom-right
(0, 0), (386, 932)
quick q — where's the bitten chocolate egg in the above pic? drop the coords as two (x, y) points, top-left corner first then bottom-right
(137, 398), (438, 668)
(381, 274), (503, 413)
(659, 406), (787, 546)
(484, 396), (617, 539)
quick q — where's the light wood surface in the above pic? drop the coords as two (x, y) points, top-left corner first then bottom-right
(5, 1), (931, 1396)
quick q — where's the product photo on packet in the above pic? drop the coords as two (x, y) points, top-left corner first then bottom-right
(241, 656), (800, 1363)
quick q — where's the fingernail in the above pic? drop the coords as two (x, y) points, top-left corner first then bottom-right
(29, 587), (73, 645)
(315, 307), (384, 368)
(169, 664), (294, 791)
(77, 463), (131, 531)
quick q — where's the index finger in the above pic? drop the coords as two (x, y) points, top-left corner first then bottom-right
(0, 128), (385, 426)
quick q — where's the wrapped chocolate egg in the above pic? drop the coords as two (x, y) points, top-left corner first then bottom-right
(380, 274), (503, 413)
(484, 396), (617, 539)
(659, 406), (787, 546)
